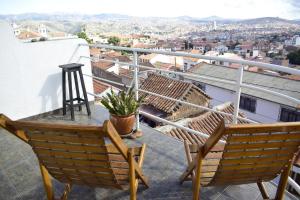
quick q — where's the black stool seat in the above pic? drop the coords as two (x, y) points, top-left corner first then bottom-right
(59, 63), (91, 120)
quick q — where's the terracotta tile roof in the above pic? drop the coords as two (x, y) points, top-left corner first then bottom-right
(91, 60), (114, 70)
(153, 62), (173, 70)
(164, 103), (248, 145)
(119, 68), (132, 78)
(17, 31), (40, 40)
(93, 79), (110, 95)
(114, 56), (131, 63)
(90, 47), (101, 57)
(140, 62), (155, 69)
(140, 73), (210, 114)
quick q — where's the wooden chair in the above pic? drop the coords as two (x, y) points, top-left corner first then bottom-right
(180, 120), (300, 200)
(0, 114), (149, 200)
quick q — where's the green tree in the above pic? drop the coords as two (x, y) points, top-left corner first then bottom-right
(77, 32), (92, 44)
(287, 49), (300, 65)
(108, 36), (120, 46)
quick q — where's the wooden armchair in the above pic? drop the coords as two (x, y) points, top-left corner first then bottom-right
(180, 120), (300, 200)
(0, 114), (149, 200)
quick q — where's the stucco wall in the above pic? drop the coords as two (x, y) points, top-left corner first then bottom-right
(0, 22), (94, 120)
(205, 84), (280, 123)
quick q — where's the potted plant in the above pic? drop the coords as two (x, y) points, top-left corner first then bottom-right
(101, 87), (144, 136)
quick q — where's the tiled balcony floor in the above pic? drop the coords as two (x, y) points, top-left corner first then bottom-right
(0, 103), (298, 200)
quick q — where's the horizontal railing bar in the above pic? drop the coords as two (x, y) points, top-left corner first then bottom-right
(87, 91), (101, 98)
(138, 64), (236, 85)
(288, 177), (300, 195)
(82, 44), (300, 75)
(81, 55), (234, 85)
(82, 55), (300, 106)
(139, 110), (226, 143)
(86, 89), (226, 143)
(84, 71), (295, 123)
(140, 64), (300, 105)
(241, 83), (300, 104)
(139, 88), (257, 124)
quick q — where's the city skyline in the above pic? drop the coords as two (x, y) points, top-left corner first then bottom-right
(1, 0), (300, 20)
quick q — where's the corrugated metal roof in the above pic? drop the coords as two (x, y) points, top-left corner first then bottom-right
(188, 63), (300, 107)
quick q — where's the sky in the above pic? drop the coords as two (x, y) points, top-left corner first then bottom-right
(0, 0), (300, 19)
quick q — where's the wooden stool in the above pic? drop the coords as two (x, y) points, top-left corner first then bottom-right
(59, 63), (91, 120)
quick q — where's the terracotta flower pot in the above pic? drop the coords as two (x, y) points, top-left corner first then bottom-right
(110, 113), (135, 136)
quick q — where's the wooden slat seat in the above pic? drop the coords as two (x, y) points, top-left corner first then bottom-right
(180, 120), (300, 200)
(0, 114), (149, 200)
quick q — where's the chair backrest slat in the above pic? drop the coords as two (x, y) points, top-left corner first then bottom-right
(205, 121), (300, 186)
(8, 120), (132, 189)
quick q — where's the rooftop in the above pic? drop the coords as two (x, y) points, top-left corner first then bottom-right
(156, 103), (248, 145)
(0, 104), (297, 200)
(188, 63), (300, 107)
(140, 73), (210, 114)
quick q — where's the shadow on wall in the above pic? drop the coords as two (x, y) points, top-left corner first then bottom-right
(39, 72), (61, 113)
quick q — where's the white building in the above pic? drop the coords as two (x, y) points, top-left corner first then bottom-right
(214, 44), (228, 53)
(285, 35), (300, 46)
(38, 24), (47, 37)
(0, 22), (93, 119)
(185, 63), (300, 123)
(11, 23), (20, 36)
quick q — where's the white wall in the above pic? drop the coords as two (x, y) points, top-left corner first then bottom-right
(206, 85), (235, 106)
(242, 98), (280, 123)
(0, 22), (94, 120)
(205, 84), (280, 123)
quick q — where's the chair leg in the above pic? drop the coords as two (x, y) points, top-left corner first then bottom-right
(275, 161), (293, 200)
(67, 72), (75, 120)
(129, 148), (137, 200)
(78, 68), (91, 116)
(62, 70), (66, 115)
(257, 181), (269, 199)
(73, 71), (82, 111)
(193, 151), (203, 200)
(39, 163), (54, 200)
(60, 184), (72, 200)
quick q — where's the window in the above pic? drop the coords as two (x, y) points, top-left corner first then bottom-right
(239, 95), (256, 113)
(280, 107), (300, 122)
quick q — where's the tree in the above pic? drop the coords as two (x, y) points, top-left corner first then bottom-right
(287, 49), (300, 65)
(77, 32), (92, 44)
(108, 36), (120, 46)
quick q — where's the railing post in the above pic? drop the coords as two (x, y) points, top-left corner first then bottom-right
(133, 51), (140, 131)
(233, 66), (244, 124)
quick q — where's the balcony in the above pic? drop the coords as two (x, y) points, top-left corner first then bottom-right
(0, 22), (300, 199)
(0, 104), (298, 200)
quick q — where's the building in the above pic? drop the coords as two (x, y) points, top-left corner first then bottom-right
(139, 73), (211, 127)
(37, 24), (47, 37)
(285, 35), (300, 46)
(156, 102), (249, 144)
(185, 63), (300, 123)
(183, 49), (202, 71)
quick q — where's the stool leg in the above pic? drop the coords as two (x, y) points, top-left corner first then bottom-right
(68, 72), (75, 120)
(73, 71), (82, 111)
(78, 68), (91, 116)
(62, 70), (66, 115)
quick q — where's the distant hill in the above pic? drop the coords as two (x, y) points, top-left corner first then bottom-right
(0, 13), (132, 21)
(238, 17), (297, 25)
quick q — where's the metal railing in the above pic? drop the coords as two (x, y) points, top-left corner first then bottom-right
(78, 43), (300, 195)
